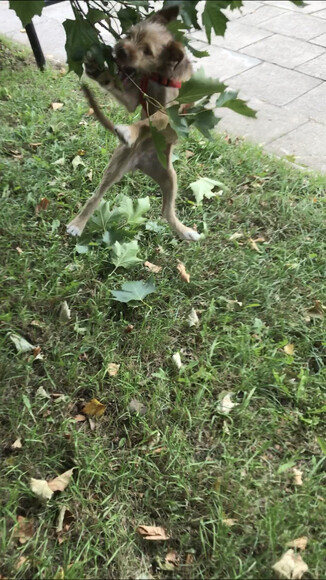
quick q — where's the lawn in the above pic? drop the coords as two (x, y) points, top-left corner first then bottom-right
(1, 37), (326, 580)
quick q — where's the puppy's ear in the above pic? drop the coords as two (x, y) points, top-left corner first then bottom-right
(162, 40), (184, 65)
(150, 5), (179, 24)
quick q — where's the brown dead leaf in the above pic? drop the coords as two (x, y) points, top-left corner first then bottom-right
(87, 107), (94, 115)
(222, 518), (238, 527)
(30, 478), (54, 500)
(177, 262), (190, 283)
(107, 363), (120, 376)
(51, 102), (64, 110)
(82, 398), (106, 417)
(56, 505), (74, 534)
(292, 467), (303, 486)
(74, 414), (86, 422)
(144, 261), (162, 273)
(252, 236), (266, 243)
(16, 246), (23, 254)
(11, 438), (22, 449)
(249, 238), (262, 253)
(286, 537), (308, 551)
(136, 525), (170, 540)
(229, 232), (243, 241)
(185, 150), (195, 158)
(305, 300), (325, 320)
(35, 197), (50, 214)
(30, 142), (42, 149)
(48, 468), (75, 492)
(77, 149), (86, 156)
(185, 552), (195, 565)
(165, 551), (178, 566)
(272, 549), (308, 579)
(15, 556), (28, 570)
(284, 344), (294, 356)
(124, 324), (134, 333)
(13, 516), (34, 544)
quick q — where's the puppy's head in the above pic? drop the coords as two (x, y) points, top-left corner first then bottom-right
(114, 6), (184, 75)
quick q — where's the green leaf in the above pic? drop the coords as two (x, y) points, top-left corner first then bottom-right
(202, 2), (228, 43)
(187, 44), (210, 58)
(91, 201), (113, 230)
(277, 459), (297, 474)
(215, 89), (239, 107)
(176, 68), (226, 104)
(217, 96), (257, 118)
(117, 6), (140, 33)
(150, 125), (167, 168)
(289, 0), (305, 5)
(115, 195), (150, 226)
(9, 333), (35, 353)
(180, 1), (201, 30)
(87, 8), (105, 24)
(75, 244), (89, 254)
(9, 0), (44, 26)
(167, 105), (189, 138)
(111, 277), (156, 303)
(189, 177), (226, 204)
(193, 109), (220, 139)
(63, 17), (100, 76)
(317, 437), (326, 455)
(110, 240), (142, 269)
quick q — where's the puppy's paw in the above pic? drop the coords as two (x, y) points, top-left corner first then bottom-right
(67, 223), (82, 237)
(115, 124), (133, 147)
(179, 227), (201, 242)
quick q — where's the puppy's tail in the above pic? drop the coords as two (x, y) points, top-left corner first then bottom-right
(81, 83), (116, 135)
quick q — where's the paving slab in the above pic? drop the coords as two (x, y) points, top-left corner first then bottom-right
(264, 0), (326, 13)
(240, 33), (324, 68)
(191, 40), (261, 82)
(312, 8), (326, 18)
(222, 2), (263, 21)
(310, 32), (326, 46)
(193, 20), (273, 50)
(261, 12), (326, 40)
(266, 120), (326, 173)
(226, 62), (321, 106)
(235, 4), (287, 26)
(285, 82), (326, 124)
(216, 96), (307, 145)
(295, 52), (326, 79)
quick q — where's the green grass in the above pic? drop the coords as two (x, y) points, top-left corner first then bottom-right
(1, 37), (326, 579)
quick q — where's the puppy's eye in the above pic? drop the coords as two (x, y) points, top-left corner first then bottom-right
(144, 45), (153, 56)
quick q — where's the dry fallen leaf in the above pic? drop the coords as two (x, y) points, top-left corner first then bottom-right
(172, 352), (182, 370)
(48, 468), (75, 492)
(129, 399), (147, 416)
(165, 551), (178, 566)
(82, 398), (106, 417)
(229, 232), (243, 241)
(107, 363), (120, 376)
(30, 142), (42, 149)
(188, 308), (199, 327)
(74, 414), (86, 422)
(11, 438), (22, 449)
(16, 246), (23, 254)
(286, 537), (308, 551)
(284, 344), (294, 355)
(144, 261), (162, 273)
(56, 505), (74, 534)
(185, 150), (195, 158)
(305, 300), (325, 321)
(292, 467), (303, 486)
(136, 525), (170, 540)
(51, 102), (64, 110)
(217, 392), (237, 415)
(59, 301), (71, 323)
(249, 238), (262, 253)
(87, 107), (94, 115)
(272, 549), (308, 579)
(222, 518), (238, 527)
(124, 324), (134, 333)
(185, 552), (195, 565)
(13, 516), (34, 544)
(15, 556), (28, 570)
(36, 197), (49, 214)
(177, 262), (190, 283)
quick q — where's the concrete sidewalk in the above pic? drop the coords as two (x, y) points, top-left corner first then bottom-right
(1, 0), (326, 173)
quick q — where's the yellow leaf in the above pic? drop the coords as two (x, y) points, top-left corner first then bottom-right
(82, 398), (106, 417)
(144, 261), (162, 273)
(272, 549), (308, 579)
(136, 525), (170, 540)
(107, 363), (120, 377)
(284, 344), (294, 355)
(177, 262), (190, 283)
(286, 537), (308, 551)
(248, 238), (262, 252)
(222, 518), (238, 527)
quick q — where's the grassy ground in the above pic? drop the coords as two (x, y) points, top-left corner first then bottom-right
(1, 37), (326, 580)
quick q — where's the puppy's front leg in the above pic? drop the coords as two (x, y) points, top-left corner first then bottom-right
(115, 110), (171, 147)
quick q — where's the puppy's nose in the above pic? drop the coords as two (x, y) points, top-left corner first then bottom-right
(116, 45), (127, 62)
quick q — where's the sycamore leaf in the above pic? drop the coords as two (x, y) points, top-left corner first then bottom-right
(167, 104), (189, 138)
(172, 352), (183, 370)
(189, 177), (226, 204)
(82, 398), (106, 417)
(111, 278), (156, 303)
(56, 506), (74, 534)
(107, 363), (120, 376)
(150, 125), (167, 168)
(136, 525), (170, 541)
(9, 0), (44, 26)
(272, 549), (308, 579)
(176, 68), (226, 104)
(91, 200), (113, 230)
(48, 468), (75, 492)
(177, 262), (190, 283)
(59, 301), (71, 323)
(188, 308), (199, 327)
(115, 195), (150, 226)
(9, 333), (35, 354)
(202, 2), (228, 43)
(110, 240), (142, 269)
(144, 261), (162, 273)
(63, 18), (100, 77)
(30, 478), (54, 500)
(71, 155), (85, 170)
(193, 109), (220, 139)
(217, 392), (237, 414)
(51, 102), (64, 111)
(286, 537), (308, 551)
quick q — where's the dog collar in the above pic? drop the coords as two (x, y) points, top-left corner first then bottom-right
(139, 74), (182, 111)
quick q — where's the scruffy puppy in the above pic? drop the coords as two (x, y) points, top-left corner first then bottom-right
(66, 6), (200, 242)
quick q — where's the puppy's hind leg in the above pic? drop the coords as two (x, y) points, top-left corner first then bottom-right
(67, 144), (134, 237)
(136, 146), (200, 242)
